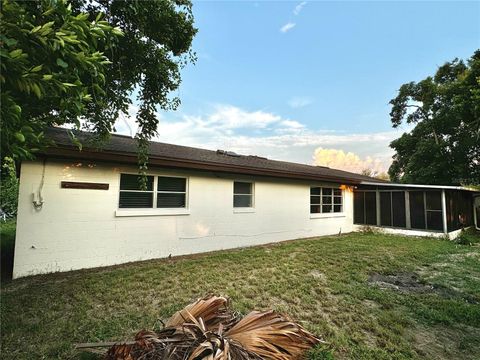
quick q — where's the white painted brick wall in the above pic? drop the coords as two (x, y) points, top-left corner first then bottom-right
(13, 159), (355, 278)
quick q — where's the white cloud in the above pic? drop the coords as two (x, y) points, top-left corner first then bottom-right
(207, 105), (281, 129)
(288, 96), (313, 109)
(280, 119), (305, 129)
(313, 148), (387, 174)
(293, 1), (307, 16)
(280, 22), (296, 33)
(114, 104), (402, 174)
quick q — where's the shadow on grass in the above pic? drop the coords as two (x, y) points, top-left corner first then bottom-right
(1, 220), (15, 283)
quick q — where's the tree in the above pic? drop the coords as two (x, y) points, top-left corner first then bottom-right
(388, 50), (480, 185)
(1, 0), (121, 160)
(0, 157), (19, 218)
(360, 168), (390, 181)
(71, 0), (197, 173)
(1, 0), (197, 175)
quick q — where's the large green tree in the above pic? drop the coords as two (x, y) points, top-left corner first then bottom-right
(1, 0), (120, 160)
(1, 0), (196, 171)
(388, 50), (480, 185)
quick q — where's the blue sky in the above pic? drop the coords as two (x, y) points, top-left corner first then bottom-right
(116, 1), (480, 173)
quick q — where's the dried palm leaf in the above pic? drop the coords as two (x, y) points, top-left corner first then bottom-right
(102, 296), (321, 360)
(166, 295), (237, 331)
(225, 310), (320, 360)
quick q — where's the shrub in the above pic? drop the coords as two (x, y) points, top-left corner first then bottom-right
(454, 228), (480, 246)
(0, 157), (19, 218)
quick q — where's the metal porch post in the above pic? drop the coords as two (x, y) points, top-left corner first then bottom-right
(441, 189), (448, 235)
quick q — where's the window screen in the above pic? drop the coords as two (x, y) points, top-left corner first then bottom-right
(234, 182), (253, 207)
(446, 190), (474, 231)
(392, 192), (406, 228)
(379, 191), (406, 228)
(157, 177), (186, 208)
(119, 174), (154, 208)
(364, 192), (377, 225)
(409, 191), (426, 229)
(425, 191), (442, 230)
(380, 192), (392, 226)
(310, 187), (343, 213)
(353, 191), (376, 225)
(354, 191), (365, 224)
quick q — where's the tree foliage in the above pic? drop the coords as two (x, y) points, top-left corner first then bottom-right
(388, 50), (480, 185)
(1, 0), (197, 176)
(1, 0), (121, 160)
(360, 168), (390, 181)
(0, 157), (19, 217)
(71, 0), (197, 175)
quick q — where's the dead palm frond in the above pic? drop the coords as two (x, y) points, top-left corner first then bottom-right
(166, 294), (238, 331)
(98, 295), (321, 360)
(225, 310), (320, 360)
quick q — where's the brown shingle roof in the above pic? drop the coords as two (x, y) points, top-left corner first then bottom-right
(43, 127), (388, 184)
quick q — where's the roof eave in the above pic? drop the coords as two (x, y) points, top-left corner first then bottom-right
(41, 146), (365, 185)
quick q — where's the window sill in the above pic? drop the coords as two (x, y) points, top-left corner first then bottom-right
(115, 209), (190, 217)
(310, 213), (346, 219)
(233, 208), (256, 213)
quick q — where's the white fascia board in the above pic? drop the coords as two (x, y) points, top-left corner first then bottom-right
(359, 181), (478, 192)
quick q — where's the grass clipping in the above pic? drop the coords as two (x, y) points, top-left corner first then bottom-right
(99, 295), (321, 359)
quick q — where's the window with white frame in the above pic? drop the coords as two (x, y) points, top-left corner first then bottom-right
(233, 181), (253, 208)
(310, 187), (343, 213)
(157, 176), (187, 208)
(119, 174), (154, 208)
(119, 174), (187, 209)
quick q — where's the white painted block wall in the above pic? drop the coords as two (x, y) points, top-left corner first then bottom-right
(13, 159), (355, 278)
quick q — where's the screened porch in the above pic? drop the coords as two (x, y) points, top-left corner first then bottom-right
(353, 184), (476, 234)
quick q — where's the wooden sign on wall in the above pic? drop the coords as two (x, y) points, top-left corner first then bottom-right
(61, 181), (109, 190)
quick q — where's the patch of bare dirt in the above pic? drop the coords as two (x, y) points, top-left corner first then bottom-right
(367, 272), (478, 304)
(368, 272), (433, 293)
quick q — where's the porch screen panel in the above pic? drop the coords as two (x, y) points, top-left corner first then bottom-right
(364, 192), (377, 225)
(391, 192), (406, 228)
(426, 191), (442, 231)
(354, 191), (365, 224)
(446, 190), (474, 231)
(409, 191), (426, 229)
(380, 192), (392, 226)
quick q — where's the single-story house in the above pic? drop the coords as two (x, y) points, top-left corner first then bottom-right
(12, 128), (480, 278)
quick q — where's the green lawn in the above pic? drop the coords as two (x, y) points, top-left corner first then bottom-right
(1, 230), (479, 359)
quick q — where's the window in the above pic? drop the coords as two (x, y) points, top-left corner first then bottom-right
(119, 174), (187, 209)
(233, 181), (253, 207)
(119, 174), (154, 208)
(310, 187), (343, 213)
(157, 177), (186, 208)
